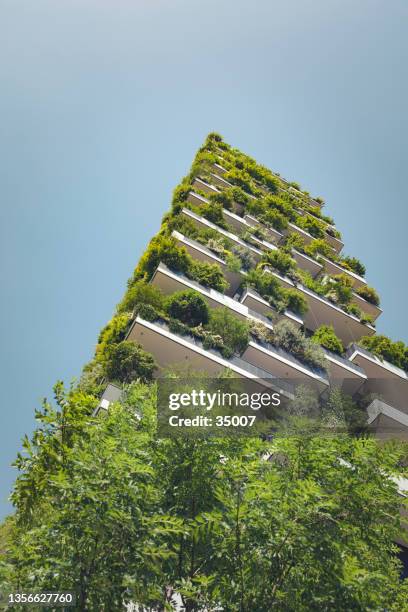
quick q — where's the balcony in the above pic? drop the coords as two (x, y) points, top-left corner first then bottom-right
(264, 268), (376, 345)
(244, 213), (283, 244)
(242, 340), (329, 395)
(346, 344), (408, 413)
(151, 263), (274, 332)
(239, 287), (303, 329)
(192, 177), (221, 197)
(319, 256), (366, 289)
(128, 316), (294, 399)
(366, 399), (408, 440)
(182, 204), (324, 278)
(291, 248), (323, 278)
(350, 291), (382, 322)
(286, 222), (343, 254)
(180, 207), (265, 262)
(172, 230), (243, 295)
(321, 347), (367, 397)
(93, 383), (123, 417)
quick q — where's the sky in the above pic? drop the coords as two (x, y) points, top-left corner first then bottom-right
(0, 0), (407, 518)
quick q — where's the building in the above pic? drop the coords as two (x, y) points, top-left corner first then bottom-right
(95, 133), (408, 556)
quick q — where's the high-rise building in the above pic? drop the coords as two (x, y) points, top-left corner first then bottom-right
(97, 133), (407, 446)
(86, 132), (408, 583)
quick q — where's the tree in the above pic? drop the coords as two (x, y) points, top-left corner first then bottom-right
(106, 341), (156, 383)
(166, 290), (210, 327)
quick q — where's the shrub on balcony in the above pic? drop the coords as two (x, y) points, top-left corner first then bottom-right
(231, 246), (256, 272)
(332, 274), (354, 305)
(118, 280), (164, 314)
(230, 186), (250, 208)
(168, 318), (189, 336)
(305, 238), (333, 259)
(262, 209), (288, 232)
(224, 168), (257, 195)
(341, 256), (366, 277)
(208, 307), (249, 355)
(249, 320), (273, 344)
(312, 325), (343, 355)
(272, 320), (325, 369)
(209, 190), (234, 211)
(106, 341), (156, 383)
(166, 290), (209, 327)
(263, 250), (296, 276)
(356, 285), (380, 306)
(135, 235), (190, 280)
(296, 215), (325, 239)
(263, 194), (295, 220)
(360, 335), (408, 371)
(97, 314), (132, 363)
(197, 202), (228, 229)
(136, 303), (160, 322)
(283, 233), (306, 253)
(284, 289), (308, 316)
(188, 260), (229, 293)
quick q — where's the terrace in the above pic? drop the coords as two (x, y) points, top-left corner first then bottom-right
(346, 344), (408, 413)
(172, 230), (243, 295)
(366, 398), (408, 440)
(128, 315), (294, 400)
(151, 263), (274, 331)
(264, 268), (376, 345)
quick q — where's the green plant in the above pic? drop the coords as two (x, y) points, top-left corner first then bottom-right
(285, 288), (308, 315)
(263, 250), (296, 276)
(207, 307), (249, 354)
(168, 318), (190, 336)
(136, 303), (160, 322)
(263, 209), (288, 232)
(166, 290), (209, 327)
(360, 335), (408, 371)
(296, 215), (325, 239)
(106, 341), (156, 383)
(188, 260), (229, 293)
(209, 190), (234, 211)
(342, 256), (366, 277)
(263, 194), (295, 219)
(200, 201), (228, 228)
(272, 320), (325, 369)
(118, 280), (164, 314)
(312, 325), (344, 355)
(356, 285), (380, 306)
(331, 274), (354, 305)
(135, 235), (190, 280)
(305, 238), (334, 259)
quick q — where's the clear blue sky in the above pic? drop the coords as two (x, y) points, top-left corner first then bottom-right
(1, 0), (407, 518)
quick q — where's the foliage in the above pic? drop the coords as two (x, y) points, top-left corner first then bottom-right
(188, 260), (229, 293)
(296, 214), (325, 239)
(106, 341), (156, 383)
(356, 284), (380, 306)
(285, 288), (308, 316)
(342, 256), (366, 277)
(118, 279), (164, 314)
(199, 201), (228, 229)
(360, 335), (408, 371)
(272, 320), (326, 369)
(312, 325), (344, 355)
(207, 307), (249, 355)
(263, 249), (296, 275)
(209, 189), (234, 211)
(96, 314), (131, 364)
(166, 290), (210, 327)
(135, 235), (190, 281)
(305, 238), (334, 259)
